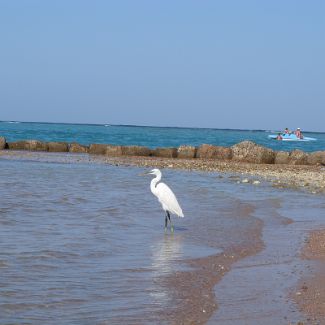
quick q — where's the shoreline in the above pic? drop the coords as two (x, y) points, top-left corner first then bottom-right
(293, 229), (325, 324)
(1, 150), (324, 194)
(105, 155), (325, 194)
(161, 203), (264, 325)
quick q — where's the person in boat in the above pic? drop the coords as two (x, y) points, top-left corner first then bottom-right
(295, 128), (303, 139)
(276, 133), (283, 140)
(284, 127), (291, 134)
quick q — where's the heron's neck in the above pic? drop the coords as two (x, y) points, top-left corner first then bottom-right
(150, 173), (161, 195)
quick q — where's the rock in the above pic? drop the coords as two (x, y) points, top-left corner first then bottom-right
(231, 141), (275, 164)
(0, 137), (6, 149)
(25, 140), (48, 151)
(121, 146), (151, 156)
(7, 141), (28, 150)
(69, 143), (88, 153)
(152, 147), (177, 158)
(241, 178), (249, 183)
(8, 140), (48, 151)
(177, 145), (197, 159)
(307, 151), (325, 165)
(48, 142), (69, 152)
(289, 150), (308, 165)
(106, 145), (123, 156)
(196, 144), (233, 160)
(89, 143), (107, 155)
(275, 151), (290, 164)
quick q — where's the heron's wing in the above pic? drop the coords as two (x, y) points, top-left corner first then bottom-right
(156, 182), (184, 217)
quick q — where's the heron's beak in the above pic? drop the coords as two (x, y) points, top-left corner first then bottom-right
(138, 171), (149, 176)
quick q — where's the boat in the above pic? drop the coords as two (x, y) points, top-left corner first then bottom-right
(268, 133), (317, 141)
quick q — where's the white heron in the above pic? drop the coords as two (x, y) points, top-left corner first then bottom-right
(143, 168), (184, 232)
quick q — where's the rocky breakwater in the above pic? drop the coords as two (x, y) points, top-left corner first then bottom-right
(0, 137), (325, 167)
(7, 140), (48, 151)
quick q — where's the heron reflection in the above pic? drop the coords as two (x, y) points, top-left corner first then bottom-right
(151, 234), (184, 276)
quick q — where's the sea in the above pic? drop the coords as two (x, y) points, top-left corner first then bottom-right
(1, 121), (325, 152)
(1, 121), (325, 324)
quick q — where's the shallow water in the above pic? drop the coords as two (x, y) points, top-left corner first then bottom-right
(0, 157), (324, 324)
(0, 159), (247, 324)
(210, 186), (325, 324)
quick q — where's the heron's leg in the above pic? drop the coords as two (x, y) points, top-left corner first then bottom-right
(167, 211), (174, 233)
(165, 214), (168, 232)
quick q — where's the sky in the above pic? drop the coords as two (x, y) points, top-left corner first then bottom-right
(0, 0), (324, 131)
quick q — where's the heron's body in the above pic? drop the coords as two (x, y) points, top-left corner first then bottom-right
(148, 169), (184, 232)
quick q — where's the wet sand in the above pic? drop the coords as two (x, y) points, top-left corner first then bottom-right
(1, 150), (325, 324)
(160, 204), (264, 325)
(294, 229), (325, 324)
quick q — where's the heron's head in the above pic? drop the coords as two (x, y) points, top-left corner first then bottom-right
(148, 168), (161, 176)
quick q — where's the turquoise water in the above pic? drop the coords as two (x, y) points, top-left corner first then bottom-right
(1, 121), (324, 152)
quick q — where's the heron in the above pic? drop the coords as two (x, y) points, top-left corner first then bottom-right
(142, 168), (184, 232)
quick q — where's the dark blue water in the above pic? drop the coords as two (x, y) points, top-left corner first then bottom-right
(1, 121), (324, 152)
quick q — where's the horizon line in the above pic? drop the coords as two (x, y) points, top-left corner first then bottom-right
(0, 120), (323, 134)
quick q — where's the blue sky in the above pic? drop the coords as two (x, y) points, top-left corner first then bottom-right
(0, 0), (324, 131)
